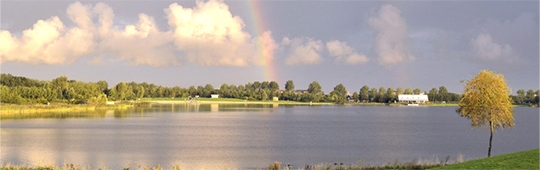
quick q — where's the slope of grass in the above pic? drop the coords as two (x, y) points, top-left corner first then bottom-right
(434, 148), (539, 170)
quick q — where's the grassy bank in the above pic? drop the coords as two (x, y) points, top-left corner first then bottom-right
(434, 148), (539, 170)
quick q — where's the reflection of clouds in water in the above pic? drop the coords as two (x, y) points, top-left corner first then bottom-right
(1, 106), (537, 169)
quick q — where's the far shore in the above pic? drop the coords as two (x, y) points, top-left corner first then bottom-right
(145, 99), (333, 105)
(2, 98), (534, 115)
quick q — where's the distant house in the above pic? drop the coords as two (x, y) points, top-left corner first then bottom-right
(272, 97), (279, 101)
(211, 94), (219, 98)
(398, 93), (429, 103)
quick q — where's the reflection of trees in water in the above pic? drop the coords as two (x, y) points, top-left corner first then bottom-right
(1, 108), (135, 120)
(1, 104), (316, 120)
(1, 110), (108, 119)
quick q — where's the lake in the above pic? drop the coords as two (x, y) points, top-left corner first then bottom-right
(1, 104), (538, 169)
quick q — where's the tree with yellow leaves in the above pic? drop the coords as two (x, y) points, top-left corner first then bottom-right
(456, 70), (514, 157)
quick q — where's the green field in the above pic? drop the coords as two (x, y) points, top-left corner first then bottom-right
(434, 149), (539, 170)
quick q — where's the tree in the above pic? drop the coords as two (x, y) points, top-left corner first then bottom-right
(284, 80), (295, 100)
(188, 86), (197, 97)
(307, 81), (323, 102)
(428, 88), (438, 101)
(261, 81), (269, 90)
(386, 87), (395, 102)
(261, 90), (268, 101)
(413, 88), (421, 95)
(369, 87), (378, 102)
(285, 80), (295, 91)
(108, 88), (117, 101)
(253, 81), (261, 91)
(118, 82), (130, 100)
(331, 84), (347, 104)
(525, 89), (535, 104)
(307, 81), (322, 94)
(352, 91), (359, 102)
(396, 87), (403, 95)
(219, 83), (230, 98)
(229, 84), (238, 98)
(456, 70), (514, 157)
(516, 89), (525, 104)
(438, 86), (449, 101)
(378, 87), (386, 103)
(136, 86), (145, 99)
(269, 81), (279, 91)
(404, 87), (412, 94)
(97, 80), (108, 93)
(536, 90), (540, 105)
(52, 76), (69, 100)
(196, 86), (204, 96)
(360, 85), (369, 102)
(203, 84), (215, 97)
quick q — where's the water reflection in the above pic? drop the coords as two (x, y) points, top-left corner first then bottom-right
(0, 103), (286, 120)
(1, 106), (537, 169)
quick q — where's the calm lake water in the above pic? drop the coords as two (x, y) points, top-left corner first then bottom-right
(1, 104), (538, 169)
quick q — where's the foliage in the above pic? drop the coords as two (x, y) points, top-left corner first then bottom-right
(330, 84), (348, 104)
(359, 85), (369, 102)
(457, 70), (514, 131)
(2, 73), (534, 105)
(456, 70), (514, 157)
(268, 161), (281, 170)
(510, 88), (539, 106)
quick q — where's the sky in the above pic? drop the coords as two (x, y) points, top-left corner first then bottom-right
(1, 0), (538, 93)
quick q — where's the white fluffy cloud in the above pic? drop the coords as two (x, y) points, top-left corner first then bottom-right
(470, 33), (516, 61)
(282, 37), (323, 65)
(166, 1), (256, 66)
(326, 40), (369, 65)
(0, 0), (274, 67)
(0, 15), (94, 65)
(102, 13), (178, 66)
(368, 4), (414, 66)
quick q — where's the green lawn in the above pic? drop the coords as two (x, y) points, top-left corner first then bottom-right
(434, 149), (539, 170)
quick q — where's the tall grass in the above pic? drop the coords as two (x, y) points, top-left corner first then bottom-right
(1, 154), (465, 170)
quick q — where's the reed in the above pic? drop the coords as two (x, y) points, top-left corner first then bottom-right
(0, 154), (464, 170)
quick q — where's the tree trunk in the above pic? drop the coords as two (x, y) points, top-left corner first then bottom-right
(488, 121), (493, 157)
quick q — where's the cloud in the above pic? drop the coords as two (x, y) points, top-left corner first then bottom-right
(466, 12), (537, 70)
(0, 0), (276, 67)
(326, 40), (369, 65)
(0, 14), (94, 65)
(470, 33), (516, 61)
(252, 31), (279, 66)
(368, 4), (414, 66)
(102, 13), (178, 66)
(166, 0), (256, 66)
(282, 37), (323, 65)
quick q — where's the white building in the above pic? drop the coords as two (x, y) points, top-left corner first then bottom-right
(211, 94), (219, 98)
(398, 94), (429, 103)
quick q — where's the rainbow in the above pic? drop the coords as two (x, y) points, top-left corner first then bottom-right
(247, 0), (278, 83)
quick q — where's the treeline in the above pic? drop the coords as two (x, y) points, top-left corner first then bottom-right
(1, 73), (538, 105)
(1, 74), (107, 104)
(512, 89), (540, 105)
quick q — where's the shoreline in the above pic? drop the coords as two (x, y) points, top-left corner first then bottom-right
(1, 149), (537, 170)
(2, 98), (533, 115)
(147, 99), (334, 105)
